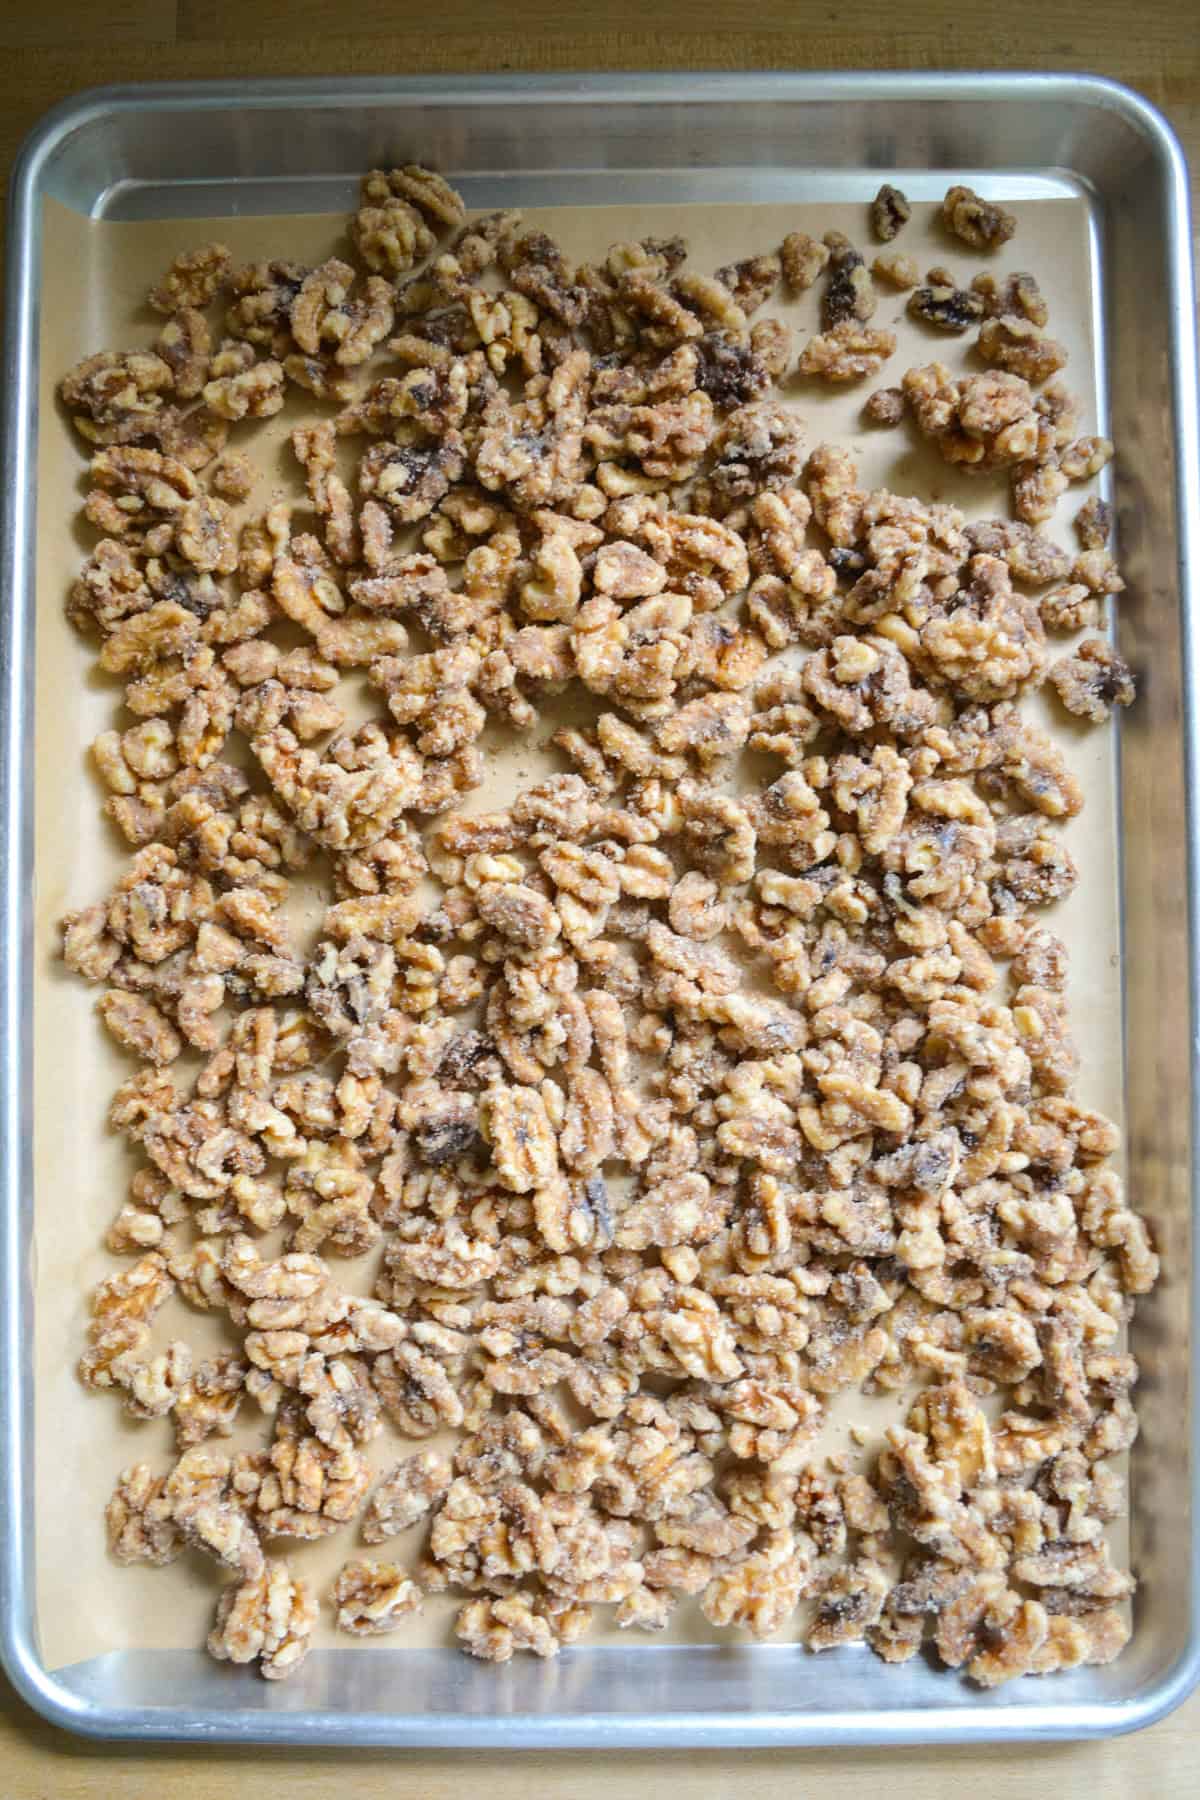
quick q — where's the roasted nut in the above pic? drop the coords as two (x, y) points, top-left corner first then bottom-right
(871, 185), (911, 242)
(1049, 637), (1136, 723)
(942, 184), (1017, 250)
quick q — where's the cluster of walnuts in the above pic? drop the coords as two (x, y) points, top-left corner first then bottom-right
(60, 167), (1148, 1684)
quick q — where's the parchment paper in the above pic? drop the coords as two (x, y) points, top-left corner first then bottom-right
(34, 193), (1123, 1670)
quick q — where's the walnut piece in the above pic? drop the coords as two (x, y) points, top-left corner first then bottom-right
(871, 185), (911, 242)
(943, 185), (1017, 250)
(207, 1559), (317, 1680)
(332, 1559), (424, 1634)
(1049, 638), (1136, 723)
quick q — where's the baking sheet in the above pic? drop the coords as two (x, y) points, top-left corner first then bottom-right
(34, 192), (1124, 1672)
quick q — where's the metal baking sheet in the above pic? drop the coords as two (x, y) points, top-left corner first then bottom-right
(2, 72), (1198, 1748)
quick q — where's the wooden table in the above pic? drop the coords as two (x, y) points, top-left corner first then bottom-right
(2, 3), (1197, 1794)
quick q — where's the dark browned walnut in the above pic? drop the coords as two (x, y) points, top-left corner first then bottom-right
(870, 184), (912, 242)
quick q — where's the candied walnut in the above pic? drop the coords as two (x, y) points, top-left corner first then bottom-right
(977, 315), (1068, 385)
(809, 1561), (890, 1650)
(176, 493), (239, 575)
(87, 1252), (175, 1353)
(155, 308), (211, 400)
(942, 184), (1017, 250)
(1061, 435), (1113, 481)
(615, 1173), (726, 1250)
(669, 871), (730, 942)
(920, 555), (1046, 702)
(60, 349), (175, 446)
(1069, 547), (1125, 605)
(173, 1476), (265, 1578)
(360, 433), (467, 524)
(965, 518), (1072, 586)
(298, 1352), (381, 1451)
(1011, 463), (1068, 526)
(798, 322), (896, 383)
(1031, 1610), (1130, 1673)
(1049, 637), (1136, 723)
(480, 1084), (559, 1192)
(373, 1344), (465, 1437)
(256, 1420), (371, 1539)
(478, 1296), (575, 1394)
(872, 252), (919, 290)
(333, 1559), (423, 1635)
(967, 1593), (1050, 1687)
(673, 782), (758, 885)
(97, 990), (182, 1065)
(780, 231), (830, 294)
(713, 253), (780, 314)
(352, 198), (435, 278)
(871, 184), (911, 241)
(372, 643), (486, 756)
(803, 633), (938, 739)
(587, 390), (715, 483)
(106, 1464), (182, 1566)
(822, 239), (876, 330)
(701, 1532), (813, 1639)
(255, 724), (421, 852)
(593, 539), (668, 601)
(456, 1593), (565, 1662)
(208, 1559), (317, 1681)
(370, 165), (466, 230)
(658, 692), (751, 764)
(363, 1449), (452, 1542)
(283, 1138), (378, 1255)
(640, 510), (750, 610)
(705, 400), (804, 507)
(117, 1340), (193, 1421)
(864, 387), (905, 426)
(84, 442), (197, 539)
(175, 1354), (248, 1448)
(68, 538), (154, 637)
(908, 284), (986, 334)
(1075, 495), (1113, 551)
(210, 451), (255, 501)
(203, 344), (286, 421)
(148, 243), (231, 315)
(616, 1585), (674, 1631)
(291, 259), (395, 366)
(971, 271), (1048, 325)
(903, 363), (1039, 469)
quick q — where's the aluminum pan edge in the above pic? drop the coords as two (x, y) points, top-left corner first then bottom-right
(2, 71), (1198, 1747)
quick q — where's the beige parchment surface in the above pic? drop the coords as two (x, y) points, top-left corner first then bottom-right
(33, 193), (1124, 1671)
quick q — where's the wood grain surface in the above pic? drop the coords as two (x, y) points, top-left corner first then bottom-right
(2, 2), (1197, 1794)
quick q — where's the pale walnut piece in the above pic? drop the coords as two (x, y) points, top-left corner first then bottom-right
(864, 387), (905, 427)
(363, 1449), (453, 1541)
(58, 170), (1149, 1692)
(977, 315), (1068, 385)
(779, 232), (830, 294)
(797, 323), (897, 383)
(872, 253), (919, 291)
(332, 1559), (424, 1634)
(207, 1559), (317, 1680)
